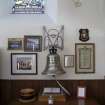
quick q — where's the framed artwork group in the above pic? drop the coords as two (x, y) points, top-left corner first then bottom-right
(8, 35), (42, 75)
(8, 36), (42, 52)
(8, 35), (95, 75)
(64, 43), (95, 74)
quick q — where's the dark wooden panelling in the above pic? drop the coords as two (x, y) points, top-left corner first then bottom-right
(0, 80), (12, 105)
(87, 80), (105, 105)
(0, 80), (105, 105)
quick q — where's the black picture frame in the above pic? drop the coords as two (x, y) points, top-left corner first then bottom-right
(24, 36), (42, 52)
(11, 53), (38, 75)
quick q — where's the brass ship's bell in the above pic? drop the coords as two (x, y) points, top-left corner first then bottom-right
(42, 47), (65, 76)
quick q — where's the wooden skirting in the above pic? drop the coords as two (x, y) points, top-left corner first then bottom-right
(0, 80), (105, 105)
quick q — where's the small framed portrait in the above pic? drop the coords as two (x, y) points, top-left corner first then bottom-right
(75, 43), (95, 73)
(24, 36), (42, 52)
(77, 86), (86, 99)
(64, 55), (74, 68)
(8, 38), (23, 50)
(11, 53), (38, 75)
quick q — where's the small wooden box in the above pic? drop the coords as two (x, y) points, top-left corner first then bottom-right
(38, 94), (66, 102)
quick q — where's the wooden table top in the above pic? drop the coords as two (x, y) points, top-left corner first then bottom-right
(9, 98), (100, 105)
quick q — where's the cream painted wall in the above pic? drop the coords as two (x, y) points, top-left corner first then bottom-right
(0, 0), (105, 80)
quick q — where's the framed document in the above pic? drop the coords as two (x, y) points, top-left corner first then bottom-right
(77, 86), (86, 99)
(75, 43), (95, 73)
(64, 55), (74, 68)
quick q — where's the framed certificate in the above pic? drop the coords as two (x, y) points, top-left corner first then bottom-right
(75, 43), (95, 73)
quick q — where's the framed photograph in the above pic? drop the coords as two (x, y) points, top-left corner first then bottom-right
(75, 43), (95, 73)
(8, 38), (23, 50)
(77, 86), (86, 99)
(64, 55), (74, 67)
(11, 53), (37, 75)
(24, 36), (42, 52)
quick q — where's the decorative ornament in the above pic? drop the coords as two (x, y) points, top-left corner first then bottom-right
(73, 0), (82, 7)
(43, 25), (64, 50)
(79, 29), (89, 42)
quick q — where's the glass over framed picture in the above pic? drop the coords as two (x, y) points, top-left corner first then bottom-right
(8, 38), (23, 50)
(77, 86), (86, 99)
(75, 43), (95, 73)
(12, 0), (46, 14)
(64, 55), (74, 68)
(24, 36), (42, 52)
(11, 53), (37, 75)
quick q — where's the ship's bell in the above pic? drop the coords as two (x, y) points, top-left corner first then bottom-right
(42, 47), (65, 76)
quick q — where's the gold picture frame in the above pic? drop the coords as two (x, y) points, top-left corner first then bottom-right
(75, 43), (95, 73)
(8, 38), (23, 50)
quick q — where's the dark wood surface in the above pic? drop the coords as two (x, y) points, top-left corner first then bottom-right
(9, 99), (100, 105)
(0, 80), (105, 105)
(9, 98), (100, 105)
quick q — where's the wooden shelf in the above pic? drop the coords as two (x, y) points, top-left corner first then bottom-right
(9, 98), (100, 105)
